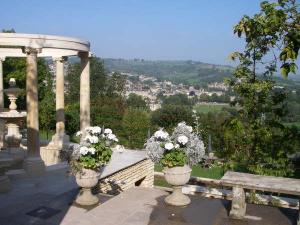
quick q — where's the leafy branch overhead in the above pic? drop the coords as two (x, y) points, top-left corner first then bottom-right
(231, 0), (299, 77)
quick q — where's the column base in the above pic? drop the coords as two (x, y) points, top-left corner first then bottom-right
(49, 133), (70, 149)
(23, 156), (45, 177)
(0, 119), (5, 150)
(0, 175), (11, 192)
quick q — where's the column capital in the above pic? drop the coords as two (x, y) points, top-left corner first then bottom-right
(78, 51), (92, 59)
(22, 47), (42, 55)
(53, 56), (68, 62)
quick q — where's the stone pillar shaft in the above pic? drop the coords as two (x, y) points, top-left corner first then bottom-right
(25, 48), (40, 156)
(79, 52), (90, 131)
(0, 58), (5, 150)
(55, 57), (66, 135)
(0, 58), (4, 110)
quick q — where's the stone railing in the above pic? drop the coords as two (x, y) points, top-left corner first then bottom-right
(154, 172), (299, 210)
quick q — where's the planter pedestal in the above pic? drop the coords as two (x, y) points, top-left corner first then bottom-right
(75, 168), (100, 206)
(76, 187), (99, 206)
(163, 165), (191, 206)
(165, 186), (191, 206)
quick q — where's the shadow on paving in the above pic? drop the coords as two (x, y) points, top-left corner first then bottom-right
(148, 195), (298, 225)
(0, 187), (112, 225)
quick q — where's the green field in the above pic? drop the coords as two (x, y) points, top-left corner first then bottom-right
(194, 104), (228, 114)
(154, 164), (225, 187)
(284, 122), (300, 129)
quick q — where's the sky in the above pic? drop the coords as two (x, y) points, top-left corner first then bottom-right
(0, 0), (264, 65)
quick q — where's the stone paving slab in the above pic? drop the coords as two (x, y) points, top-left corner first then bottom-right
(0, 163), (298, 225)
(60, 187), (298, 225)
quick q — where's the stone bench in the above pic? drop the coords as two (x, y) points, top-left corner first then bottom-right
(221, 171), (300, 224)
(97, 150), (154, 194)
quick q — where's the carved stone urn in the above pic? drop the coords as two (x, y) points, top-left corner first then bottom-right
(75, 168), (100, 206)
(163, 164), (192, 206)
(0, 78), (26, 162)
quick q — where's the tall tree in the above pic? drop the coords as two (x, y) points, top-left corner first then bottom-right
(122, 108), (150, 149)
(223, 0), (300, 176)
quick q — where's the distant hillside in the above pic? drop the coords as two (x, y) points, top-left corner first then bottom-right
(103, 58), (300, 89)
(103, 58), (233, 87)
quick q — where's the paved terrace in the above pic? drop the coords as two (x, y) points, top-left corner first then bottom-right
(0, 168), (298, 225)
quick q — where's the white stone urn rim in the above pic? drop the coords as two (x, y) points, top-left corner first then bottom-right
(163, 165), (192, 175)
(76, 167), (102, 178)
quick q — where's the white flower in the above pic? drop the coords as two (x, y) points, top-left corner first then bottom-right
(76, 131), (82, 137)
(79, 146), (89, 155)
(107, 133), (117, 141)
(187, 126), (193, 132)
(178, 135), (188, 146)
(164, 142), (174, 150)
(154, 130), (169, 140)
(88, 147), (96, 155)
(175, 144), (180, 149)
(91, 126), (101, 135)
(104, 128), (112, 135)
(84, 135), (99, 144)
(178, 122), (185, 127)
(115, 145), (124, 152)
(85, 127), (93, 133)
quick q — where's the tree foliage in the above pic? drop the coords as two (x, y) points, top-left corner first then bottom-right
(161, 93), (193, 107)
(126, 93), (149, 110)
(224, 0), (300, 176)
(151, 105), (193, 132)
(121, 108), (150, 149)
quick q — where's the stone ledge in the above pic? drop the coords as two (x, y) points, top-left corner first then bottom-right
(98, 157), (154, 195)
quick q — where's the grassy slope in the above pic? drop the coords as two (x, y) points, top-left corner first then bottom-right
(194, 104), (228, 114)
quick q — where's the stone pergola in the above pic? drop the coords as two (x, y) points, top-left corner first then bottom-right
(0, 33), (91, 175)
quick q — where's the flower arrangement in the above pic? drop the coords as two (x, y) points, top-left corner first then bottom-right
(146, 122), (205, 168)
(69, 126), (118, 174)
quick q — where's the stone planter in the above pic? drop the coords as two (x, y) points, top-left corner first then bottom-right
(163, 164), (192, 206)
(75, 168), (100, 206)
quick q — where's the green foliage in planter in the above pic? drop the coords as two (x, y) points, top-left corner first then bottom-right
(160, 150), (187, 168)
(79, 142), (113, 170)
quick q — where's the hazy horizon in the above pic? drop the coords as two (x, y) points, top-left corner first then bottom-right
(0, 0), (266, 66)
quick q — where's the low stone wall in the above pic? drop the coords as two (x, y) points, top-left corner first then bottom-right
(98, 159), (154, 195)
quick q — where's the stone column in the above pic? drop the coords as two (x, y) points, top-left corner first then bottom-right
(50, 56), (69, 149)
(0, 57), (4, 110)
(0, 58), (5, 149)
(79, 52), (90, 132)
(23, 47), (45, 176)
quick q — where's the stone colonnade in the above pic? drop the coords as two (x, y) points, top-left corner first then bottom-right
(0, 33), (91, 177)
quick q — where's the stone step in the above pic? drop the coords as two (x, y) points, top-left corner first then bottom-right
(0, 156), (14, 167)
(6, 169), (28, 180)
(5, 162), (69, 181)
(46, 162), (69, 174)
